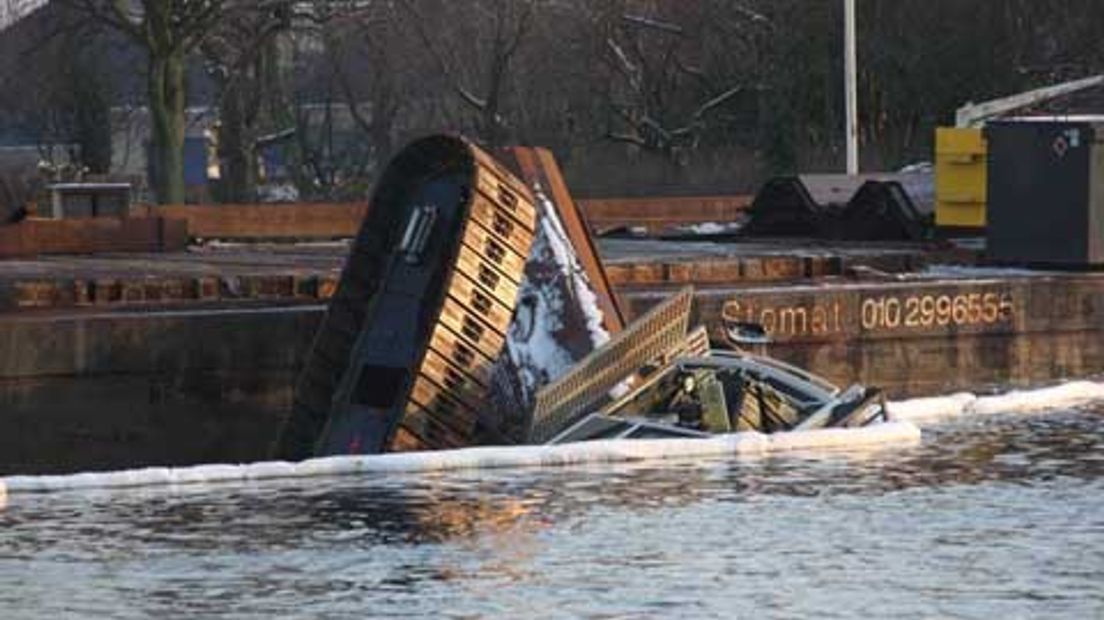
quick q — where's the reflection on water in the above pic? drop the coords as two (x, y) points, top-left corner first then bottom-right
(1, 407), (1102, 619)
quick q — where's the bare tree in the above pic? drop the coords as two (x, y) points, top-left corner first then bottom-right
(200, 5), (293, 202)
(66, 1), (276, 203)
(31, 0), (1104, 201)
(303, 2), (408, 197)
(0, 4), (115, 174)
(332, 4), (405, 169)
(597, 2), (752, 164)
(399, 0), (540, 146)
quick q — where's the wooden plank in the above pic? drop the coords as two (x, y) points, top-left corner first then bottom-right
(527, 287), (694, 443)
(577, 195), (752, 232)
(138, 203), (369, 240)
(0, 217), (188, 259)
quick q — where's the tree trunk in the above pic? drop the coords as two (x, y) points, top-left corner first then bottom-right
(218, 83), (257, 203)
(371, 115), (394, 170)
(148, 52), (187, 204)
(74, 80), (113, 174)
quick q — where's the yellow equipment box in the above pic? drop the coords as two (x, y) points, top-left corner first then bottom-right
(935, 127), (988, 228)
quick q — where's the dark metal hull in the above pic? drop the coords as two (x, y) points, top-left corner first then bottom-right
(277, 136), (537, 458)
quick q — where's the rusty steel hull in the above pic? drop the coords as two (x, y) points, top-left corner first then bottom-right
(1, 230), (1103, 474)
(1, 265), (1102, 475)
(0, 305), (320, 475)
(620, 273), (1104, 397)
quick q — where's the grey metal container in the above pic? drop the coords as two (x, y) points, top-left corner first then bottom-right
(44, 183), (131, 219)
(986, 118), (1104, 267)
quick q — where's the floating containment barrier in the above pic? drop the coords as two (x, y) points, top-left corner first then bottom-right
(885, 392), (979, 425)
(887, 380), (1104, 425)
(0, 422), (920, 499)
(4, 379), (1102, 503)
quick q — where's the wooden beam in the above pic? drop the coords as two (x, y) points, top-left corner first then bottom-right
(0, 217), (188, 259)
(137, 203), (370, 240)
(577, 195), (752, 233)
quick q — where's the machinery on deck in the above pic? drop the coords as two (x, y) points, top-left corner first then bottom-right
(937, 74), (1104, 229)
(742, 174), (930, 241)
(527, 288), (886, 445)
(548, 351), (887, 444)
(953, 75), (1104, 129)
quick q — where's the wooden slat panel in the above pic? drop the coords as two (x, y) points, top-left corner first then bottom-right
(445, 271), (515, 335)
(395, 404), (469, 450)
(472, 167), (538, 232)
(438, 297), (507, 360)
(454, 244), (521, 305)
(469, 193), (535, 254)
(460, 219), (528, 284)
(407, 375), (479, 436)
(427, 322), (493, 384)
(390, 426), (432, 452)
(418, 348), (488, 410)
(527, 287), (695, 443)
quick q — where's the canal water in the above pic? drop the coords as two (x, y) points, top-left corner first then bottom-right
(1, 407), (1101, 619)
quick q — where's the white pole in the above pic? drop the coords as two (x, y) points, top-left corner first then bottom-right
(844, 0), (859, 174)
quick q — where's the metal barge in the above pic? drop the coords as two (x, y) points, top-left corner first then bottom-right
(3, 245), (1100, 475)
(2, 130), (1103, 474)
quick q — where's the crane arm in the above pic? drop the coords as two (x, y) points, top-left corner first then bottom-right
(955, 74), (1104, 128)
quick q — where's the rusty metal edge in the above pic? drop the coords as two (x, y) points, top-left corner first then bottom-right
(502, 146), (626, 334)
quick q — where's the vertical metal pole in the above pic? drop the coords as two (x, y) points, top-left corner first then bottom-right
(844, 0), (859, 174)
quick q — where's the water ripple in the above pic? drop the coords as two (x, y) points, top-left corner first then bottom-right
(1, 407), (1102, 619)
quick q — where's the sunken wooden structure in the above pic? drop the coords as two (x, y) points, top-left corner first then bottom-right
(277, 136), (537, 458)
